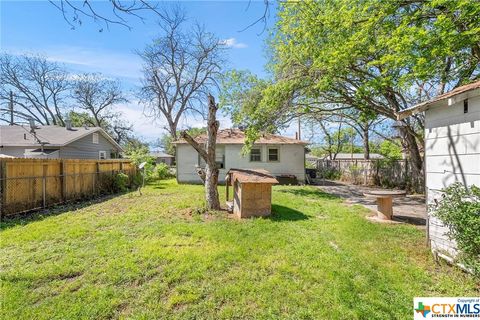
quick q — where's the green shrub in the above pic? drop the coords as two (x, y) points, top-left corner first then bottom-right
(432, 183), (480, 277)
(348, 164), (362, 184)
(114, 173), (130, 192)
(98, 173), (115, 194)
(321, 168), (341, 180)
(132, 172), (144, 188)
(153, 163), (170, 180)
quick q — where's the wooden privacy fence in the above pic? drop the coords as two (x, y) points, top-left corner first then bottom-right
(0, 158), (136, 217)
(313, 158), (424, 193)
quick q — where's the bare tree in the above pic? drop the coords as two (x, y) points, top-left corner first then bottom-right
(110, 118), (134, 144)
(48, 0), (165, 31)
(72, 73), (127, 126)
(48, 0), (272, 33)
(0, 54), (69, 125)
(138, 8), (226, 140)
(70, 73), (135, 144)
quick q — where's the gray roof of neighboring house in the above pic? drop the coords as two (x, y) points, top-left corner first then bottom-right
(0, 125), (123, 151)
(325, 153), (384, 160)
(150, 151), (174, 158)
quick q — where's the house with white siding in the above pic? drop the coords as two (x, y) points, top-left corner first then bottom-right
(0, 123), (123, 159)
(173, 129), (308, 184)
(398, 80), (480, 261)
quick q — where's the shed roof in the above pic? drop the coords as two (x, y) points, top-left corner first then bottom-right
(227, 168), (279, 184)
(0, 125), (123, 151)
(397, 80), (480, 120)
(173, 129), (308, 145)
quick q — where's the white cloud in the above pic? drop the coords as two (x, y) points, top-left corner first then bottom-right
(116, 101), (167, 141)
(222, 38), (248, 49)
(4, 46), (142, 83)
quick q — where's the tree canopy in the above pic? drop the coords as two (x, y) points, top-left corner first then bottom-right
(232, 0), (480, 171)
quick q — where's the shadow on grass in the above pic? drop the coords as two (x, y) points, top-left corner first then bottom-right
(277, 188), (339, 200)
(0, 193), (129, 231)
(268, 204), (309, 221)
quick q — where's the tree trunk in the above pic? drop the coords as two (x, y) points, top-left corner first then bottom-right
(180, 94), (220, 210)
(402, 127), (423, 192)
(363, 125), (370, 160)
(204, 95), (220, 210)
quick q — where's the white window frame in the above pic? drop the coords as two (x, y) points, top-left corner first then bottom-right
(93, 133), (99, 144)
(268, 147), (280, 162)
(99, 150), (107, 160)
(249, 148), (262, 162)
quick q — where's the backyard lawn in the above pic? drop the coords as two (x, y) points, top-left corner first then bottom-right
(1, 179), (478, 319)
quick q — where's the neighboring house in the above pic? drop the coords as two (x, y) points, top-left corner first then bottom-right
(150, 151), (175, 166)
(321, 153), (384, 160)
(398, 80), (480, 261)
(0, 124), (123, 159)
(173, 129), (308, 184)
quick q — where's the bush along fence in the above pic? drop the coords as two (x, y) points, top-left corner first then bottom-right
(0, 158), (137, 217)
(311, 158), (425, 193)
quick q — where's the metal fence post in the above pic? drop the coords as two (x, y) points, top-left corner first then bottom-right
(42, 164), (47, 208)
(0, 160), (5, 219)
(60, 160), (66, 203)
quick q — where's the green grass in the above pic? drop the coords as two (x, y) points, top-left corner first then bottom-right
(1, 180), (478, 319)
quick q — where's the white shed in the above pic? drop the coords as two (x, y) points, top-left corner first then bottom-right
(398, 80), (480, 260)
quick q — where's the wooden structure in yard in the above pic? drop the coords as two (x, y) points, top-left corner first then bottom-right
(225, 169), (278, 219)
(0, 158), (136, 217)
(363, 190), (406, 220)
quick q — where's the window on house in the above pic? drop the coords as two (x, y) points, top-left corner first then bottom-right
(93, 133), (99, 144)
(268, 148), (279, 162)
(99, 151), (106, 160)
(464, 99), (469, 113)
(216, 147), (225, 169)
(250, 148), (261, 162)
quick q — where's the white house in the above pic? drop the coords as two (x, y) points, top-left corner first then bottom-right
(173, 129), (308, 184)
(398, 80), (480, 261)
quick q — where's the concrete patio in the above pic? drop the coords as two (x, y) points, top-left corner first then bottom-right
(314, 180), (427, 226)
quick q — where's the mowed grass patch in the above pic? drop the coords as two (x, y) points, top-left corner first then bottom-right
(1, 179), (477, 319)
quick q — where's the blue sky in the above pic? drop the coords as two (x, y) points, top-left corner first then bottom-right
(1, 0), (283, 142)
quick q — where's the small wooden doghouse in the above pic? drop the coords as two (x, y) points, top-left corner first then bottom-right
(225, 169), (279, 218)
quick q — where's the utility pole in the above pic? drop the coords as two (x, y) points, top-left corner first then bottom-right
(297, 116), (301, 140)
(9, 91), (14, 125)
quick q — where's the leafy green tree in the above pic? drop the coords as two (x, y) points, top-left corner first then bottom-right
(154, 127), (207, 156)
(379, 140), (403, 161)
(220, 70), (272, 128)
(67, 111), (133, 145)
(245, 0), (480, 175)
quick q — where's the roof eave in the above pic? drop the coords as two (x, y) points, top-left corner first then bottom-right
(397, 85), (480, 120)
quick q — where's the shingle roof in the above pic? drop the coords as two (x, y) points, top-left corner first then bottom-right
(150, 151), (174, 158)
(320, 153), (384, 160)
(173, 129), (308, 145)
(397, 80), (480, 120)
(0, 125), (122, 151)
